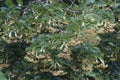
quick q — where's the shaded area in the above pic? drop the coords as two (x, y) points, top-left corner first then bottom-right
(0, 40), (30, 80)
(98, 24), (120, 79)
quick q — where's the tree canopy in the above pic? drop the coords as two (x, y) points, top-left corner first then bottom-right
(0, 0), (120, 80)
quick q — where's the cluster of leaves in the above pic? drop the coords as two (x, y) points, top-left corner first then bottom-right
(0, 0), (120, 80)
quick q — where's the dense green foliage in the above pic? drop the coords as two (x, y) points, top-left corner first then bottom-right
(0, 0), (120, 80)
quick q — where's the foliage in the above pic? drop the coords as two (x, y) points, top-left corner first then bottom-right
(0, 0), (120, 80)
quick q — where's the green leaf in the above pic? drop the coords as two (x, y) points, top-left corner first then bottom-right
(5, 0), (13, 7)
(17, 0), (23, 5)
(0, 70), (7, 80)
